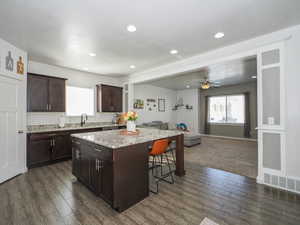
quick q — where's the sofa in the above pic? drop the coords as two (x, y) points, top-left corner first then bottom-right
(140, 121), (201, 147)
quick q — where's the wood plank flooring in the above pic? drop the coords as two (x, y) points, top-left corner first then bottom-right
(186, 136), (258, 179)
(1, 160), (300, 225)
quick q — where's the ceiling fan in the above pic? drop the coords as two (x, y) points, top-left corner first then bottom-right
(200, 78), (221, 89)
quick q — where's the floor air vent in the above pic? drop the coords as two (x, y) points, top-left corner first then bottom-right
(263, 173), (300, 194)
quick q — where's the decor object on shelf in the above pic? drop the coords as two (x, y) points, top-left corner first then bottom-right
(5, 51), (14, 71)
(185, 104), (193, 110)
(158, 98), (166, 112)
(17, 56), (24, 74)
(146, 98), (157, 111)
(124, 111), (138, 132)
(133, 99), (144, 109)
(177, 123), (189, 132)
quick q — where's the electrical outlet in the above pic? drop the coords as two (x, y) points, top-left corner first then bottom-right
(268, 117), (274, 125)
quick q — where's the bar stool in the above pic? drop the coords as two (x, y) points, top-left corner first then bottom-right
(149, 139), (174, 194)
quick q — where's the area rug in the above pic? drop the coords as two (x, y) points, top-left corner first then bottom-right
(200, 217), (219, 225)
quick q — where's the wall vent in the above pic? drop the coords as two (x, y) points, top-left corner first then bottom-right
(263, 173), (300, 194)
(271, 175), (279, 186)
(287, 179), (296, 190)
(279, 177), (286, 188)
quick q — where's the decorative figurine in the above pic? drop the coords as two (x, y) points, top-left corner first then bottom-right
(5, 51), (14, 71)
(17, 56), (24, 74)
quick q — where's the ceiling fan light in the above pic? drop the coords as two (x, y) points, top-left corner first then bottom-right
(201, 81), (210, 89)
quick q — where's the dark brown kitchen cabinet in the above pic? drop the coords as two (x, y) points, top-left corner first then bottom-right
(27, 132), (71, 168)
(52, 133), (71, 160)
(48, 77), (66, 112)
(27, 74), (49, 112)
(27, 73), (66, 112)
(72, 139), (113, 204)
(27, 134), (52, 166)
(97, 84), (123, 112)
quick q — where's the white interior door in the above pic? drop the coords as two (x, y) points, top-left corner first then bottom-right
(0, 76), (23, 183)
(257, 42), (286, 186)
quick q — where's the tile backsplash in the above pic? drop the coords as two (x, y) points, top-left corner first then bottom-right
(27, 112), (115, 126)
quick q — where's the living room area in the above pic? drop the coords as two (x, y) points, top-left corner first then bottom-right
(131, 56), (258, 179)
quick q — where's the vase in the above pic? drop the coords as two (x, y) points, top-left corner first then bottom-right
(127, 120), (136, 132)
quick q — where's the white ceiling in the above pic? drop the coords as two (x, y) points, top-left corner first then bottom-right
(144, 56), (257, 90)
(1, 0), (300, 76)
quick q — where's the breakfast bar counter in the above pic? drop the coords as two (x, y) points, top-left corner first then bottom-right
(71, 128), (185, 212)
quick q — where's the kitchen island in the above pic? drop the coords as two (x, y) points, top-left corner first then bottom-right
(71, 128), (185, 212)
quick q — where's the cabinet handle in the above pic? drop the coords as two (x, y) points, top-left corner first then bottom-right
(49, 104), (52, 111)
(95, 148), (103, 152)
(53, 139), (55, 146)
(96, 159), (99, 171)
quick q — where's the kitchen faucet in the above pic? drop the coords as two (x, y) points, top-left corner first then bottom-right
(80, 113), (88, 126)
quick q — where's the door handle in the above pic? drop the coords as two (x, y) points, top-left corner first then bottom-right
(18, 130), (24, 134)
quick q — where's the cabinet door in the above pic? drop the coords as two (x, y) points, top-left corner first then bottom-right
(49, 78), (66, 112)
(27, 74), (49, 112)
(28, 136), (52, 167)
(112, 86), (123, 112)
(99, 159), (113, 203)
(100, 85), (123, 112)
(53, 134), (71, 160)
(90, 157), (102, 194)
(79, 146), (91, 185)
(72, 145), (81, 178)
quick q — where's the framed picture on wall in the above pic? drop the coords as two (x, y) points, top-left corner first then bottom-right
(158, 98), (165, 112)
(146, 98), (156, 111)
(133, 99), (144, 109)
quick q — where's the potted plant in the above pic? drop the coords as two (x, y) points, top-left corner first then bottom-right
(124, 111), (138, 132)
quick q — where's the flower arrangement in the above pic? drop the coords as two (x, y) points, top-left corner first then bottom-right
(124, 111), (138, 121)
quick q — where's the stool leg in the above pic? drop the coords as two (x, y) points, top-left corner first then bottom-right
(165, 153), (174, 184)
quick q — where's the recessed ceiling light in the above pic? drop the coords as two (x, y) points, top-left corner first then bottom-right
(214, 32), (225, 39)
(186, 85), (190, 88)
(170, 49), (178, 55)
(130, 65), (136, 69)
(127, 25), (137, 32)
(89, 53), (96, 57)
(252, 75), (257, 79)
(83, 67), (89, 71)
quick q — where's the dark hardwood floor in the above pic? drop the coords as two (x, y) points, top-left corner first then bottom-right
(1, 160), (300, 225)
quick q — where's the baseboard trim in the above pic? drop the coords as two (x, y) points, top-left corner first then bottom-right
(200, 134), (257, 142)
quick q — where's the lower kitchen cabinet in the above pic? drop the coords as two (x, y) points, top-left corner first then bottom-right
(52, 133), (71, 160)
(27, 132), (71, 168)
(72, 139), (113, 204)
(27, 126), (125, 169)
(27, 134), (53, 166)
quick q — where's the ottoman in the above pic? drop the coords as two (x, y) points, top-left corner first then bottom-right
(184, 132), (201, 147)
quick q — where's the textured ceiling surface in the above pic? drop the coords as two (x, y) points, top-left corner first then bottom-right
(0, 0), (300, 76)
(145, 57), (257, 90)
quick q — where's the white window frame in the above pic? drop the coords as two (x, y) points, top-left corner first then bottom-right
(66, 85), (95, 117)
(208, 94), (245, 125)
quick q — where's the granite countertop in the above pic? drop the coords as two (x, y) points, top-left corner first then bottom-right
(27, 122), (126, 134)
(71, 128), (183, 149)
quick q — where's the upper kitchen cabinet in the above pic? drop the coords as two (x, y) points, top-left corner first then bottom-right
(97, 84), (123, 112)
(27, 73), (66, 112)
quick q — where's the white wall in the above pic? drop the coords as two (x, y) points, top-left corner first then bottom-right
(175, 89), (199, 133)
(285, 28), (300, 178)
(0, 37), (27, 173)
(27, 61), (125, 125)
(129, 25), (300, 180)
(133, 84), (176, 124)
